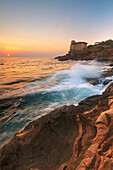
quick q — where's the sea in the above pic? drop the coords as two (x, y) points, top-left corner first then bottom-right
(0, 56), (111, 147)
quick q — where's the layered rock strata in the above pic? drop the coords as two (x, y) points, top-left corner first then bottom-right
(0, 84), (113, 169)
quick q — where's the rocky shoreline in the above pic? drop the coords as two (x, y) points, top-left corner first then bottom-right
(55, 40), (113, 63)
(0, 82), (113, 169)
(1, 41), (113, 169)
(85, 66), (113, 86)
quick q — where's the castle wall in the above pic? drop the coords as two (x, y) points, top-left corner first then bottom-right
(70, 41), (87, 56)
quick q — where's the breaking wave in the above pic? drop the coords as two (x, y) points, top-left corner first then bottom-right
(0, 57), (111, 147)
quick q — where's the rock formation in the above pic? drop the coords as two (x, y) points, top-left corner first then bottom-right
(85, 67), (113, 86)
(0, 82), (113, 169)
(55, 40), (113, 62)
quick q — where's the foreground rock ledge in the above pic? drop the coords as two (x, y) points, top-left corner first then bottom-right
(1, 84), (113, 170)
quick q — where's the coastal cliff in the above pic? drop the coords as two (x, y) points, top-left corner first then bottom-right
(0, 82), (113, 169)
(55, 39), (113, 62)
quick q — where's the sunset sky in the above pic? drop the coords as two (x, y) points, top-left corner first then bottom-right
(0, 0), (113, 57)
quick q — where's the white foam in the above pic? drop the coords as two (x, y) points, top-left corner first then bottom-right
(0, 61), (107, 99)
(39, 62), (106, 92)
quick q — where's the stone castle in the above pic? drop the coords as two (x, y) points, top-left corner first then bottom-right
(70, 40), (87, 56)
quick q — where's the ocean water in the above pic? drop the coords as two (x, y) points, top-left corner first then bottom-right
(0, 57), (110, 147)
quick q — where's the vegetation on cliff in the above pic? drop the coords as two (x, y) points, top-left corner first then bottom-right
(55, 39), (113, 62)
(98, 39), (113, 48)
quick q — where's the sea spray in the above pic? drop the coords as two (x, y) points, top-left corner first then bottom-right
(0, 57), (110, 147)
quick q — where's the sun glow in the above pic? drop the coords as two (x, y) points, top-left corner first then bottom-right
(0, 36), (68, 57)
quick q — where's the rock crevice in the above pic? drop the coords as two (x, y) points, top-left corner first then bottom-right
(1, 84), (113, 169)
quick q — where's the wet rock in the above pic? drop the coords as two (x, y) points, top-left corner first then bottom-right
(85, 77), (100, 85)
(1, 84), (113, 170)
(109, 63), (113, 66)
(102, 68), (113, 78)
(103, 79), (112, 85)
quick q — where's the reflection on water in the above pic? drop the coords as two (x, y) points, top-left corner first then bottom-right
(0, 56), (74, 146)
(0, 57), (73, 98)
(0, 57), (109, 147)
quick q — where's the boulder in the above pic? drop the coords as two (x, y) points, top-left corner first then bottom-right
(103, 79), (112, 85)
(85, 77), (100, 85)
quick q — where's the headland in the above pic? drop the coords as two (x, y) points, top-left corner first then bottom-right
(55, 39), (113, 63)
(1, 39), (113, 169)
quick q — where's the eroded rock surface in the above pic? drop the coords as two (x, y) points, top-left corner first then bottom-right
(0, 84), (113, 170)
(55, 46), (113, 62)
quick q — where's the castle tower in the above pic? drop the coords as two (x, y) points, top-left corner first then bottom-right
(70, 40), (87, 56)
(70, 40), (76, 56)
